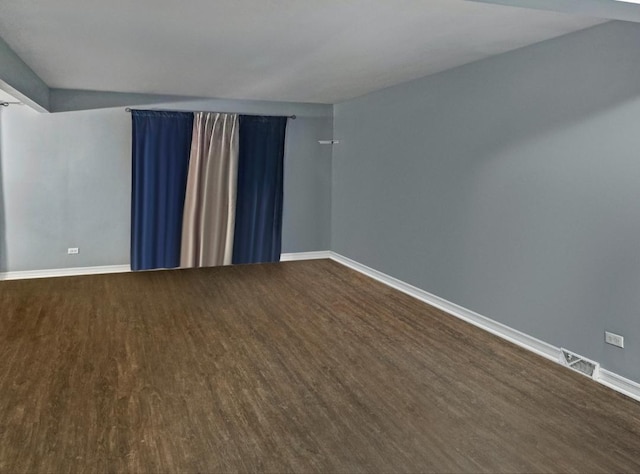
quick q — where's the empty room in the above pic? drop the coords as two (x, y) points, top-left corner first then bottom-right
(2, 0), (640, 472)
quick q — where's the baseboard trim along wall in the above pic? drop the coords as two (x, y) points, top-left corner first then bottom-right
(327, 251), (640, 403)
(2, 251), (638, 402)
(280, 251), (332, 261)
(0, 264), (131, 281)
(0, 252), (331, 280)
(598, 369), (640, 402)
(0, 253), (330, 279)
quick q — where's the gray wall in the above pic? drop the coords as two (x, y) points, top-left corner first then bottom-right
(0, 111), (5, 271)
(332, 21), (640, 383)
(0, 105), (132, 270)
(0, 96), (331, 271)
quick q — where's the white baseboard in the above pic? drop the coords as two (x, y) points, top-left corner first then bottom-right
(598, 370), (640, 402)
(280, 251), (331, 262)
(0, 253), (330, 279)
(0, 251), (333, 280)
(328, 251), (640, 403)
(0, 264), (130, 281)
(328, 252), (560, 362)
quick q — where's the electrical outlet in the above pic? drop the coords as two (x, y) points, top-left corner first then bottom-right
(605, 331), (624, 348)
(67, 248), (79, 255)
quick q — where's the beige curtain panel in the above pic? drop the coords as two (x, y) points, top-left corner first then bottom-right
(180, 112), (240, 267)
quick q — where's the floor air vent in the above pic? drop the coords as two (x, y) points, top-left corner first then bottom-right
(561, 349), (599, 378)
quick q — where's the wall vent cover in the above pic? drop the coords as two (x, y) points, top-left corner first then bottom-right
(561, 348), (599, 378)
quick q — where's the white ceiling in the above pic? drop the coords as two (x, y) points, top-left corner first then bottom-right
(0, 0), (604, 104)
(472, 0), (640, 23)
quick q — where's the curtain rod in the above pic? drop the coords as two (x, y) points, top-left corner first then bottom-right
(0, 101), (23, 107)
(125, 107), (296, 120)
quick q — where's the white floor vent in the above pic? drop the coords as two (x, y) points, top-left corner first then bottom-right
(561, 348), (600, 378)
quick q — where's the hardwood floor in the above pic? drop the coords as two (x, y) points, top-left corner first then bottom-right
(0, 259), (639, 473)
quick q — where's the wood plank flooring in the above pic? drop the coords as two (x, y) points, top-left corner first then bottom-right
(0, 259), (639, 473)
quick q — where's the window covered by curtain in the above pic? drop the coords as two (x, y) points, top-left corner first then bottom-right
(130, 110), (193, 271)
(232, 115), (287, 264)
(130, 111), (287, 271)
(180, 112), (239, 267)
